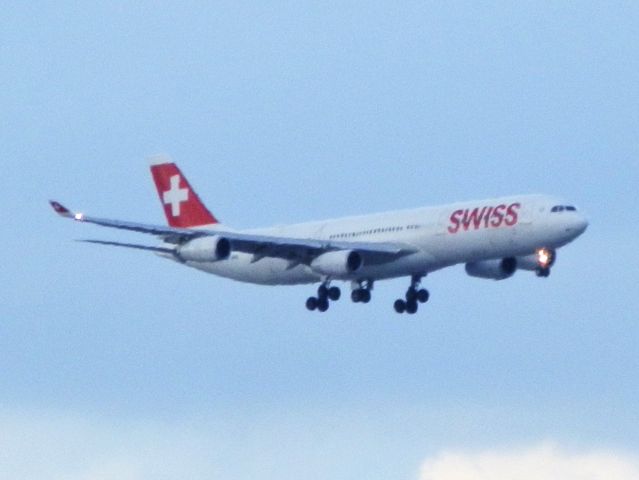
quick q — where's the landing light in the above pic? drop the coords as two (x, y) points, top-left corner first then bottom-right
(537, 248), (552, 268)
(74, 213), (85, 221)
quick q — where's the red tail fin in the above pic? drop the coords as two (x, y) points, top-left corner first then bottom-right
(149, 156), (219, 228)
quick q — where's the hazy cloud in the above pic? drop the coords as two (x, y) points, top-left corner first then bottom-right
(0, 411), (219, 480)
(419, 443), (639, 480)
(4, 410), (638, 480)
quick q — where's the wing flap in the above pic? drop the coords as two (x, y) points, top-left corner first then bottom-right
(78, 239), (176, 254)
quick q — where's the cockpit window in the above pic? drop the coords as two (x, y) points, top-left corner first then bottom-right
(551, 205), (577, 213)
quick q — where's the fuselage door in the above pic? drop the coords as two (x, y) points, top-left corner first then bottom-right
(517, 201), (533, 224)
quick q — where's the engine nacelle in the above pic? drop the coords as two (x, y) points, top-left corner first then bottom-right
(176, 236), (231, 262)
(310, 250), (363, 277)
(465, 257), (517, 280)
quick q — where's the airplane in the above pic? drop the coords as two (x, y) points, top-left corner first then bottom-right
(50, 156), (589, 314)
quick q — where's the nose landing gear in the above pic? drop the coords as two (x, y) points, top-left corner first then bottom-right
(536, 267), (551, 277)
(535, 248), (554, 277)
(394, 275), (429, 314)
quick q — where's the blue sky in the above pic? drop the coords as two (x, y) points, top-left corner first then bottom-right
(2, 2), (638, 479)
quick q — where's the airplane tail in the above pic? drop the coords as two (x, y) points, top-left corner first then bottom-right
(149, 155), (220, 228)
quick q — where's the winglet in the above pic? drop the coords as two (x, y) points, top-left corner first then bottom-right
(49, 200), (74, 218)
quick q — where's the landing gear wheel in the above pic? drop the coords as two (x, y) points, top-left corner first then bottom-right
(328, 286), (341, 301)
(536, 267), (551, 278)
(406, 287), (417, 303)
(394, 274), (428, 313)
(405, 299), (418, 314)
(318, 285), (328, 297)
(360, 289), (371, 303)
(351, 288), (371, 303)
(417, 289), (429, 303)
(351, 289), (362, 303)
(394, 299), (406, 313)
(317, 297), (329, 312)
(306, 297), (318, 311)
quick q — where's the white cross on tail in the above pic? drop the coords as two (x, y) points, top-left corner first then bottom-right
(163, 175), (189, 216)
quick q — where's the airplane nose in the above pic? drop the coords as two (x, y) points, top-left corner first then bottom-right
(578, 215), (589, 233)
(562, 213), (588, 239)
(571, 215), (589, 235)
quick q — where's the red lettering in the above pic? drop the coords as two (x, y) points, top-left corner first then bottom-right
(462, 207), (487, 230)
(505, 202), (521, 226)
(449, 202), (521, 233)
(448, 210), (463, 233)
(490, 204), (506, 227)
(483, 206), (494, 228)
(461, 209), (470, 230)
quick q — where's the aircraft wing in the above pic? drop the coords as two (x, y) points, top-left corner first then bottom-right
(50, 201), (200, 240)
(50, 201), (417, 262)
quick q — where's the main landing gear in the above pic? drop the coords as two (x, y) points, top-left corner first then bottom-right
(306, 277), (430, 314)
(351, 279), (373, 304)
(306, 279), (374, 312)
(394, 275), (429, 314)
(306, 282), (341, 312)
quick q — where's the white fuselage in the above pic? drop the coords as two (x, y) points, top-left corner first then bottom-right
(167, 194), (588, 286)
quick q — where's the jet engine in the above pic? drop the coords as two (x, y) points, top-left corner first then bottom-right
(465, 257), (517, 280)
(176, 236), (231, 262)
(310, 250), (363, 277)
